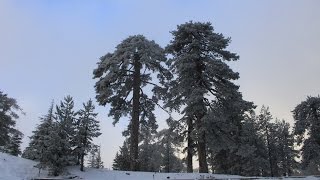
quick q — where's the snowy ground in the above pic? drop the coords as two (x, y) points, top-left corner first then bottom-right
(0, 152), (48, 180)
(1, 152), (319, 180)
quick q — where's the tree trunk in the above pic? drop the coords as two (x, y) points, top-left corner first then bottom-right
(197, 128), (208, 173)
(80, 128), (88, 171)
(130, 52), (141, 171)
(195, 61), (208, 173)
(266, 126), (274, 177)
(80, 153), (85, 171)
(166, 142), (170, 173)
(187, 117), (193, 173)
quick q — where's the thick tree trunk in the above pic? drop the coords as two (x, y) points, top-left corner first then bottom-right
(80, 153), (85, 171)
(187, 117), (193, 173)
(130, 53), (141, 171)
(197, 127), (208, 173)
(195, 61), (208, 173)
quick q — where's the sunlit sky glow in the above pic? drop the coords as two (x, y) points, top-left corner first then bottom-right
(1, 0), (319, 168)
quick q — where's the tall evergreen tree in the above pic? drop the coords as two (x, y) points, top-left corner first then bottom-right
(22, 102), (55, 175)
(293, 96), (320, 175)
(113, 140), (131, 171)
(95, 146), (104, 169)
(22, 102), (54, 161)
(88, 145), (98, 168)
(165, 21), (249, 173)
(273, 119), (298, 176)
(0, 91), (24, 153)
(55, 96), (77, 165)
(33, 96), (77, 176)
(45, 121), (72, 176)
(257, 106), (275, 176)
(75, 99), (101, 171)
(93, 35), (171, 171)
(88, 145), (104, 169)
(138, 118), (160, 172)
(4, 129), (23, 156)
(156, 126), (184, 173)
(205, 92), (253, 175)
(238, 111), (269, 176)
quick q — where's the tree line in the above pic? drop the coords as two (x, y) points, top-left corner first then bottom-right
(1, 21), (320, 176)
(22, 96), (103, 175)
(0, 95), (103, 176)
(93, 21), (320, 176)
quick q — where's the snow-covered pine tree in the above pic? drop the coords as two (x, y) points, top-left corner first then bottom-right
(156, 125), (184, 173)
(112, 139), (131, 171)
(4, 129), (23, 156)
(93, 35), (171, 171)
(88, 145), (104, 169)
(34, 96), (78, 176)
(75, 99), (101, 171)
(45, 121), (72, 176)
(236, 111), (269, 176)
(293, 96), (320, 175)
(138, 120), (161, 172)
(273, 119), (298, 176)
(95, 146), (104, 169)
(165, 21), (250, 173)
(0, 90), (24, 154)
(256, 106), (275, 176)
(250, 106), (299, 177)
(55, 95), (78, 165)
(88, 145), (98, 168)
(205, 90), (253, 175)
(22, 102), (55, 162)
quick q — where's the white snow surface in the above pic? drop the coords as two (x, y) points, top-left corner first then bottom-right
(0, 152), (47, 180)
(1, 152), (319, 180)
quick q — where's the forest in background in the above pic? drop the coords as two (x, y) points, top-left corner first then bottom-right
(1, 21), (320, 177)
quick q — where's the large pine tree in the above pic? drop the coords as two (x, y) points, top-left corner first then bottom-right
(0, 91), (24, 154)
(93, 35), (170, 171)
(165, 21), (247, 173)
(293, 96), (320, 175)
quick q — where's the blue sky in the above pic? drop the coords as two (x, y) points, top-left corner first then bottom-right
(1, 0), (319, 168)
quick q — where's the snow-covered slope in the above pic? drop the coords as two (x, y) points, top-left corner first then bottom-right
(0, 152), (47, 180)
(1, 152), (319, 180)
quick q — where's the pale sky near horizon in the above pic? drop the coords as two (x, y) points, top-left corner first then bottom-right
(1, 0), (320, 169)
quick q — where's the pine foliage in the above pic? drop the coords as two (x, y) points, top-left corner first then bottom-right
(293, 96), (320, 175)
(165, 21), (253, 173)
(112, 140), (131, 171)
(0, 91), (24, 155)
(88, 145), (104, 169)
(75, 99), (101, 171)
(23, 97), (101, 176)
(4, 129), (23, 156)
(93, 35), (171, 170)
